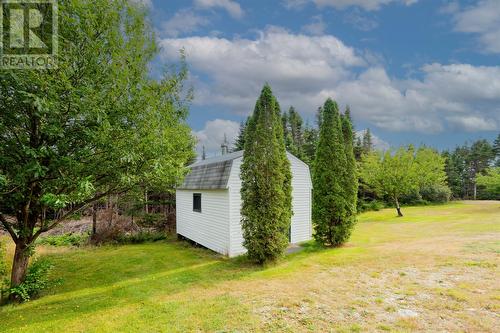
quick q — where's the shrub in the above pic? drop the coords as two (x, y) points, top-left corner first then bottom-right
(137, 213), (167, 231)
(358, 200), (386, 212)
(8, 258), (58, 302)
(36, 233), (89, 247)
(116, 231), (167, 244)
(420, 184), (451, 203)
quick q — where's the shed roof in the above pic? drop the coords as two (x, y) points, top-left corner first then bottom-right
(178, 151), (243, 190)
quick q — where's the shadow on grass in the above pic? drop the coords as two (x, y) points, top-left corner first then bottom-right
(0, 239), (329, 331)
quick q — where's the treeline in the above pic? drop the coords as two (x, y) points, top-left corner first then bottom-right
(234, 105), (500, 214)
(234, 104), (374, 165)
(442, 135), (500, 200)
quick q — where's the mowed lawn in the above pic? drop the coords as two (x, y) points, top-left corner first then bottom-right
(1, 201), (499, 332)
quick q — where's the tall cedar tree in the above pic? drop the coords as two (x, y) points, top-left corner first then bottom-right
(240, 85), (292, 263)
(312, 99), (350, 246)
(0, 0), (195, 291)
(341, 111), (358, 224)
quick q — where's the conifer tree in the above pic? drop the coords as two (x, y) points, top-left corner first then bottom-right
(312, 98), (350, 246)
(362, 128), (373, 154)
(240, 84), (292, 263)
(494, 133), (500, 167)
(341, 112), (358, 224)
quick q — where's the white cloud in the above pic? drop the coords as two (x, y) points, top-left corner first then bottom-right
(162, 9), (210, 37)
(160, 29), (500, 134)
(344, 9), (379, 31)
(302, 15), (327, 35)
(451, 0), (500, 54)
(194, 119), (240, 156)
(446, 116), (498, 132)
(194, 0), (244, 18)
(284, 0), (418, 11)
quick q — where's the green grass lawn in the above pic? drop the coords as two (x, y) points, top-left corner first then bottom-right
(1, 201), (499, 332)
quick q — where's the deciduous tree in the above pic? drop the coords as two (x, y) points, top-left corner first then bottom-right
(0, 0), (194, 293)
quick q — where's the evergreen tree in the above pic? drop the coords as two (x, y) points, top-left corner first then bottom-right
(494, 133), (500, 167)
(362, 128), (373, 154)
(240, 84), (292, 264)
(341, 111), (358, 224)
(233, 119), (248, 151)
(469, 139), (495, 199)
(312, 98), (350, 246)
(354, 137), (364, 161)
(282, 106), (305, 159)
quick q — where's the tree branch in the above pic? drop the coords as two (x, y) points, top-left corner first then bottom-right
(0, 213), (18, 243)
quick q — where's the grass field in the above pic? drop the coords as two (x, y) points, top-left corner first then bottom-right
(1, 201), (499, 332)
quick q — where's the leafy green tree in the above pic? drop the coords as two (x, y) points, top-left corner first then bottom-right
(476, 167), (500, 200)
(312, 99), (351, 246)
(414, 147), (447, 189)
(361, 148), (416, 216)
(240, 84), (292, 264)
(0, 0), (194, 291)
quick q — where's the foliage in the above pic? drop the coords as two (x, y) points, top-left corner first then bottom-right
(341, 110), (358, 225)
(361, 147), (417, 216)
(116, 231), (168, 244)
(362, 129), (374, 155)
(233, 120), (248, 151)
(420, 184), (451, 203)
(282, 106), (306, 161)
(312, 98), (354, 246)
(476, 168), (500, 200)
(0, 239), (7, 298)
(0, 0), (194, 286)
(361, 145), (450, 215)
(443, 139), (496, 199)
(357, 199), (386, 212)
(494, 134), (500, 167)
(7, 258), (58, 302)
(240, 84), (292, 264)
(36, 233), (89, 247)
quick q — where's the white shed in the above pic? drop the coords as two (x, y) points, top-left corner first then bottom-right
(176, 150), (312, 257)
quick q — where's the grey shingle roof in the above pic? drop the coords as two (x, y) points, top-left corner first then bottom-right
(178, 151), (243, 190)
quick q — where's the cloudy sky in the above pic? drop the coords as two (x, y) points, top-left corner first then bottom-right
(144, 0), (499, 156)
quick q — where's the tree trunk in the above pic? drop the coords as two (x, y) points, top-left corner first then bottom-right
(395, 197), (403, 217)
(473, 182), (477, 200)
(10, 242), (30, 298)
(92, 203), (97, 236)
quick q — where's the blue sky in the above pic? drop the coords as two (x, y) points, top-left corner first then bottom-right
(141, 0), (499, 156)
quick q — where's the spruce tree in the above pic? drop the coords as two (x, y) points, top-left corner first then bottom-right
(233, 120), (246, 151)
(494, 133), (500, 167)
(312, 98), (349, 246)
(362, 128), (373, 154)
(341, 112), (358, 225)
(240, 84), (292, 263)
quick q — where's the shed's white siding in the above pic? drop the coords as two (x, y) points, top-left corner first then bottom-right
(176, 189), (230, 255)
(227, 153), (312, 257)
